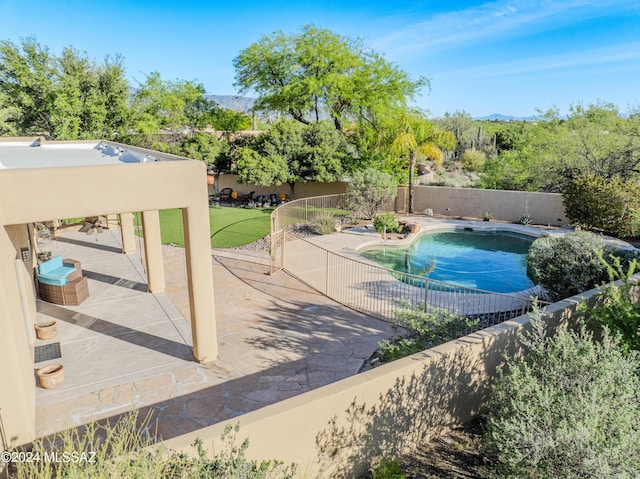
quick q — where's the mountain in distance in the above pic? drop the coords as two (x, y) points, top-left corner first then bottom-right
(473, 113), (535, 121)
(207, 96), (537, 123)
(205, 94), (256, 113)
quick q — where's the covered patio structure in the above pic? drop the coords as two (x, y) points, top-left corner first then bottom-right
(0, 139), (217, 448)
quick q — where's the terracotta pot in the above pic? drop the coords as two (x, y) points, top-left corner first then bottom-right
(35, 320), (58, 340)
(206, 175), (214, 185)
(37, 364), (64, 389)
(278, 193), (286, 201)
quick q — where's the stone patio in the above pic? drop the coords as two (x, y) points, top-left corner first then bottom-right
(34, 227), (394, 440)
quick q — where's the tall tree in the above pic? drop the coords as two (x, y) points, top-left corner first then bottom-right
(0, 38), (131, 139)
(130, 72), (209, 146)
(234, 120), (351, 196)
(0, 38), (56, 135)
(234, 25), (426, 132)
(384, 110), (456, 213)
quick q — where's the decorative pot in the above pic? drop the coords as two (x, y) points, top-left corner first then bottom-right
(207, 175), (214, 185)
(35, 320), (58, 340)
(37, 364), (64, 389)
(278, 193), (287, 201)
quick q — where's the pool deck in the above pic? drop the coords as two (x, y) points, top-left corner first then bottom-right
(34, 227), (394, 440)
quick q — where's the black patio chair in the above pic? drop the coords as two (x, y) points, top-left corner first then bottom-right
(240, 191), (255, 206)
(219, 188), (233, 204)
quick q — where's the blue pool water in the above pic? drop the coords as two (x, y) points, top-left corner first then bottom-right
(360, 230), (535, 293)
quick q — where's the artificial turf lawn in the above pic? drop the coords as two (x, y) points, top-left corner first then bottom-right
(134, 206), (273, 248)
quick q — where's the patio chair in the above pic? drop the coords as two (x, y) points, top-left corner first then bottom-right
(219, 188), (233, 204)
(240, 191), (255, 206)
(269, 194), (283, 206)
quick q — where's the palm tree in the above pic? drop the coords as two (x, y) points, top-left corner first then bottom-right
(387, 110), (456, 213)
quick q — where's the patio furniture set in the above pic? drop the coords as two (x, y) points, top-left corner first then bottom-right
(210, 188), (288, 207)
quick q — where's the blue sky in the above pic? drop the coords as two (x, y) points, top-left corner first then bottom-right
(1, 0), (639, 117)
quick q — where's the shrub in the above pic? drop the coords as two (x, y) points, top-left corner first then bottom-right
(12, 412), (296, 479)
(563, 171), (640, 238)
(371, 458), (406, 479)
(310, 213), (336, 235)
(484, 319), (640, 479)
(518, 213), (532, 225)
(346, 168), (397, 220)
(526, 231), (608, 301)
(379, 303), (478, 361)
(373, 213), (402, 234)
(461, 148), (486, 172)
(584, 256), (640, 354)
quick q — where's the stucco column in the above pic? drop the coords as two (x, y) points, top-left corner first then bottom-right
(141, 210), (165, 294)
(0, 222), (36, 449)
(182, 206), (218, 362)
(119, 212), (136, 254)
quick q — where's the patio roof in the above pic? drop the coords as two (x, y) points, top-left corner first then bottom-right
(0, 139), (184, 169)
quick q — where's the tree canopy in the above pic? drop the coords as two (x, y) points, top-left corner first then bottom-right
(479, 102), (640, 192)
(0, 38), (130, 139)
(233, 120), (352, 193)
(233, 25), (427, 132)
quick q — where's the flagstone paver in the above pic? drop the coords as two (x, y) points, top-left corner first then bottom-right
(35, 227), (394, 440)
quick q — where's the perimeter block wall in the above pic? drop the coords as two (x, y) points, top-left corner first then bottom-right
(399, 185), (569, 225)
(161, 278), (636, 478)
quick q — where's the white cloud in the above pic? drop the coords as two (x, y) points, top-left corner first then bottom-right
(374, 0), (639, 59)
(436, 42), (640, 79)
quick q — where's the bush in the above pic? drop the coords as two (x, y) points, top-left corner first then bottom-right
(484, 319), (640, 479)
(346, 168), (397, 220)
(379, 303), (478, 361)
(373, 213), (402, 234)
(12, 413), (296, 479)
(310, 213), (336, 235)
(584, 256), (640, 354)
(371, 458), (406, 479)
(461, 148), (486, 172)
(563, 171), (640, 238)
(526, 231), (608, 301)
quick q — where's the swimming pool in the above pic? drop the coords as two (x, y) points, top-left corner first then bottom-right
(359, 229), (535, 293)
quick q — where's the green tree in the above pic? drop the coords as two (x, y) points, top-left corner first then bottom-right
(0, 38), (131, 140)
(478, 103), (640, 192)
(384, 110), (456, 213)
(234, 25), (426, 131)
(130, 72), (208, 146)
(0, 37), (56, 135)
(208, 102), (252, 132)
(234, 120), (351, 196)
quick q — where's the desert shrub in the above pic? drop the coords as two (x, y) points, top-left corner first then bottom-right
(166, 424), (296, 479)
(518, 213), (532, 225)
(379, 303), (478, 361)
(584, 256), (640, 354)
(526, 231), (608, 301)
(371, 457), (406, 479)
(346, 168), (397, 219)
(12, 412), (296, 479)
(461, 148), (486, 172)
(563, 171), (640, 238)
(484, 319), (640, 479)
(527, 231), (640, 301)
(310, 213), (336, 235)
(373, 213), (402, 234)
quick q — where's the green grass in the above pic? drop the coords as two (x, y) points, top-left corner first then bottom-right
(134, 206), (273, 249)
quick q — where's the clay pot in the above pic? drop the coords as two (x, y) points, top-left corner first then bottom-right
(35, 320), (58, 340)
(37, 364), (64, 389)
